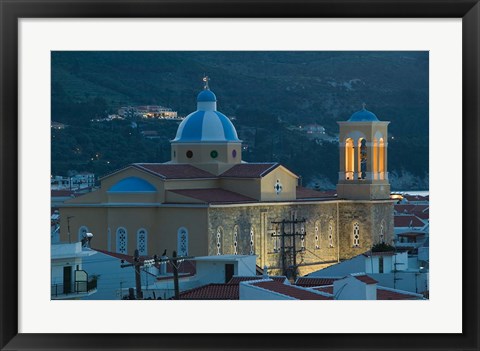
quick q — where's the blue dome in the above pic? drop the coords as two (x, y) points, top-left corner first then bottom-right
(197, 90), (217, 102)
(348, 108), (379, 122)
(108, 177), (156, 192)
(173, 110), (240, 142)
(173, 88), (240, 143)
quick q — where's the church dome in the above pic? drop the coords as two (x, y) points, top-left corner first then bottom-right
(197, 89), (217, 102)
(348, 108), (379, 122)
(172, 88), (240, 143)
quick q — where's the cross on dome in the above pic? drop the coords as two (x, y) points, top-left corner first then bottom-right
(362, 102), (367, 110)
(203, 75), (210, 90)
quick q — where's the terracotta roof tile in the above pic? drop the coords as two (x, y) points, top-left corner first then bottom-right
(353, 275), (378, 285)
(394, 215), (425, 228)
(252, 281), (332, 300)
(167, 188), (256, 204)
(178, 284), (239, 300)
(397, 232), (426, 238)
(295, 277), (339, 287)
(220, 163), (279, 178)
(134, 163), (216, 179)
(377, 287), (423, 300)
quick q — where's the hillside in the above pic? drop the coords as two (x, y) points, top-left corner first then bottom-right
(51, 51), (429, 189)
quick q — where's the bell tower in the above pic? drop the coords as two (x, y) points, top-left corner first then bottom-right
(336, 105), (390, 200)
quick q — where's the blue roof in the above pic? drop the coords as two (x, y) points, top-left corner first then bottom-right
(173, 110), (240, 142)
(108, 177), (156, 192)
(348, 109), (379, 122)
(197, 90), (217, 102)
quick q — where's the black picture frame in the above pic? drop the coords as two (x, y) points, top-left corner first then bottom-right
(1, 1), (478, 350)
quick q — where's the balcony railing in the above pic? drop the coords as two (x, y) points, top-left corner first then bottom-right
(51, 279), (97, 298)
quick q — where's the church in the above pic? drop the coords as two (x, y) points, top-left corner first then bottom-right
(59, 80), (394, 276)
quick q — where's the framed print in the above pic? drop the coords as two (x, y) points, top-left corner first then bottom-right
(1, 0), (479, 350)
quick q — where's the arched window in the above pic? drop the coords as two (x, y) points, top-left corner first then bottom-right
(78, 226), (89, 242)
(373, 138), (378, 180)
(216, 226), (224, 255)
(353, 222), (360, 247)
(137, 228), (148, 256)
(249, 227), (255, 255)
(345, 138), (355, 180)
(358, 138), (367, 179)
(380, 220), (385, 243)
(177, 227), (188, 256)
(233, 225), (239, 255)
(328, 221), (335, 248)
(379, 138), (385, 180)
(116, 227), (128, 254)
(300, 224), (305, 251)
(314, 221), (320, 249)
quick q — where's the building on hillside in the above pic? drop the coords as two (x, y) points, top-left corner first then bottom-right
(59, 80), (395, 277)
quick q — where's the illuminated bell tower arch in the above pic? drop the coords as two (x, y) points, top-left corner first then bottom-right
(337, 104), (390, 200)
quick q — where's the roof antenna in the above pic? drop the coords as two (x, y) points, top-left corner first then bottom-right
(202, 75), (210, 90)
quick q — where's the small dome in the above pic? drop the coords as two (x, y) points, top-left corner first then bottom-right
(173, 110), (240, 142)
(108, 177), (156, 192)
(197, 90), (217, 102)
(348, 108), (379, 122)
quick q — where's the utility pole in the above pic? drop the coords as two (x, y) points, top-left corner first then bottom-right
(172, 251), (180, 300)
(120, 250), (193, 300)
(271, 217), (307, 281)
(120, 249), (144, 299)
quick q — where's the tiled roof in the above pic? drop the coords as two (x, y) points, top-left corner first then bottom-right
(167, 188), (256, 204)
(227, 276), (287, 285)
(413, 211), (429, 220)
(311, 286), (422, 300)
(178, 284), (239, 300)
(395, 204), (429, 215)
(252, 281), (332, 300)
(295, 277), (339, 287)
(352, 275), (378, 285)
(394, 215), (425, 228)
(220, 163), (280, 178)
(51, 189), (76, 197)
(134, 163), (216, 179)
(377, 287), (423, 300)
(404, 194), (429, 202)
(296, 187), (336, 200)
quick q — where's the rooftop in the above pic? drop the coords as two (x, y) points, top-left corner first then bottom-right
(178, 283), (239, 300)
(220, 163), (280, 178)
(167, 188), (256, 204)
(133, 163), (216, 179)
(251, 280), (333, 300)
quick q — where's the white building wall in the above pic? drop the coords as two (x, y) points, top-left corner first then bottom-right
(81, 251), (137, 300)
(333, 276), (369, 300)
(369, 272), (428, 294)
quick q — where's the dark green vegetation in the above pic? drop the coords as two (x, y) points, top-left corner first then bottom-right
(52, 51), (428, 189)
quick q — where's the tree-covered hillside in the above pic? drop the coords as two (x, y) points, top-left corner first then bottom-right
(51, 51), (429, 189)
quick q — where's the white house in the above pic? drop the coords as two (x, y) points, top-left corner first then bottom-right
(51, 242), (98, 299)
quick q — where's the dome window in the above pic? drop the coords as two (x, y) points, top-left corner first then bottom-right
(186, 150), (193, 158)
(210, 150), (218, 159)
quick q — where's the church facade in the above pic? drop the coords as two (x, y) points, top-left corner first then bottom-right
(59, 82), (394, 276)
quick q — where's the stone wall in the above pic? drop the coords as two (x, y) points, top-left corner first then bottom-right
(207, 200), (393, 277)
